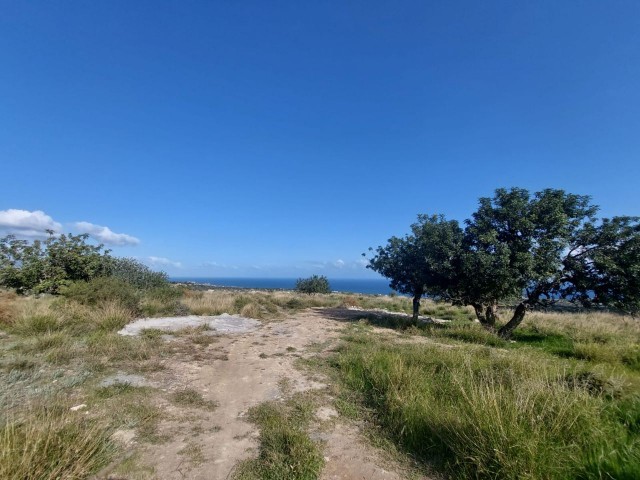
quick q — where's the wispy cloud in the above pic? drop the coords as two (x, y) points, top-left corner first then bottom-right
(148, 256), (182, 268)
(74, 221), (140, 246)
(0, 209), (62, 237)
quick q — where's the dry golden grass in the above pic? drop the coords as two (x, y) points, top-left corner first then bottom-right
(90, 300), (135, 332)
(0, 290), (18, 325)
(182, 290), (236, 315)
(0, 401), (116, 479)
(523, 310), (640, 341)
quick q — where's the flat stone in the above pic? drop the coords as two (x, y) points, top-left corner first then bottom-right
(315, 406), (339, 421)
(99, 373), (150, 388)
(117, 314), (261, 336)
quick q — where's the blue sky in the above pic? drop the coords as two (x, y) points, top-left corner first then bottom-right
(1, 1), (639, 278)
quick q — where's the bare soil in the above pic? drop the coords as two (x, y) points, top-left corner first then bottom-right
(102, 308), (432, 480)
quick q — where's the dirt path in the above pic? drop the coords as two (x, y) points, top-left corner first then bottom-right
(106, 308), (429, 480)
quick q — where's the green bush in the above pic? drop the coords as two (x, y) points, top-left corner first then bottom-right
(106, 257), (169, 290)
(295, 275), (331, 295)
(0, 233), (111, 294)
(61, 277), (140, 313)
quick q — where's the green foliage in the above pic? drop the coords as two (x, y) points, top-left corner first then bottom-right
(368, 187), (640, 336)
(565, 216), (640, 315)
(295, 275), (331, 295)
(367, 214), (463, 299)
(0, 232), (111, 294)
(61, 277), (141, 313)
(106, 257), (169, 290)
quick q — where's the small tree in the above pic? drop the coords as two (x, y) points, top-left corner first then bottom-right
(295, 275), (331, 295)
(367, 215), (463, 323)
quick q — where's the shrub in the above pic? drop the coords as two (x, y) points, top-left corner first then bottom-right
(0, 233), (111, 294)
(295, 275), (331, 295)
(61, 277), (140, 313)
(106, 257), (169, 290)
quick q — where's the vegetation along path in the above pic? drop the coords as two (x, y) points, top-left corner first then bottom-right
(98, 307), (429, 480)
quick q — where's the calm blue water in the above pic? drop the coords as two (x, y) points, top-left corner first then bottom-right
(171, 277), (395, 295)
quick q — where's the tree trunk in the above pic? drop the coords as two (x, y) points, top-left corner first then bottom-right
(473, 303), (498, 332)
(412, 294), (421, 324)
(472, 304), (486, 324)
(498, 302), (528, 339)
(485, 302), (500, 328)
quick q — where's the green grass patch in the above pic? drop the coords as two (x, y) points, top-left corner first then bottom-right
(333, 334), (640, 479)
(233, 396), (323, 480)
(170, 388), (218, 411)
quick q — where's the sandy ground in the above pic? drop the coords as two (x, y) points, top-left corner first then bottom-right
(101, 308), (432, 480)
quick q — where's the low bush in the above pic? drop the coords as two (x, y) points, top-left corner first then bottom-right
(295, 275), (331, 295)
(61, 277), (141, 313)
(106, 257), (169, 290)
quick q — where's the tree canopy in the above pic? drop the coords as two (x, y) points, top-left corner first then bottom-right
(366, 215), (463, 321)
(367, 188), (640, 338)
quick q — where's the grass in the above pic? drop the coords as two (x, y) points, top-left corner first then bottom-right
(2, 284), (640, 479)
(0, 285), (179, 477)
(233, 395), (324, 480)
(332, 322), (640, 479)
(170, 388), (218, 411)
(0, 401), (117, 480)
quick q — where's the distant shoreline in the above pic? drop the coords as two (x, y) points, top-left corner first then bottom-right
(170, 277), (395, 296)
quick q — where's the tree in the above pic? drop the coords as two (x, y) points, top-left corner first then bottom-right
(563, 215), (640, 315)
(295, 275), (331, 295)
(367, 215), (463, 323)
(455, 188), (598, 338)
(367, 187), (640, 339)
(0, 231), (111, 294)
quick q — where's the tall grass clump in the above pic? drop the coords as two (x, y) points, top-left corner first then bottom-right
(0, 404), (116, 479)
(334, 337), (640, 479)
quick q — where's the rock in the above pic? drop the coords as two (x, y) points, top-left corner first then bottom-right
(100, 372), (150, 388)
(70, 404), (87, 412)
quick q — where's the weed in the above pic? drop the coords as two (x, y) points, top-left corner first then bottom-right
(170, 388), (218, 411)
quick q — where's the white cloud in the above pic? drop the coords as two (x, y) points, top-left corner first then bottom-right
(0, 209), (62, 237)
(74, 221), (140, 246)
(333, 259), (345, 268)
(148, 256), (182, 268)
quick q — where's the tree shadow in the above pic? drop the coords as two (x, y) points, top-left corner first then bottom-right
(318, 307), (418, 331)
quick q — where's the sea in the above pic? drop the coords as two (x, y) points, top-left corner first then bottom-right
(170, 277), (395, 295)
